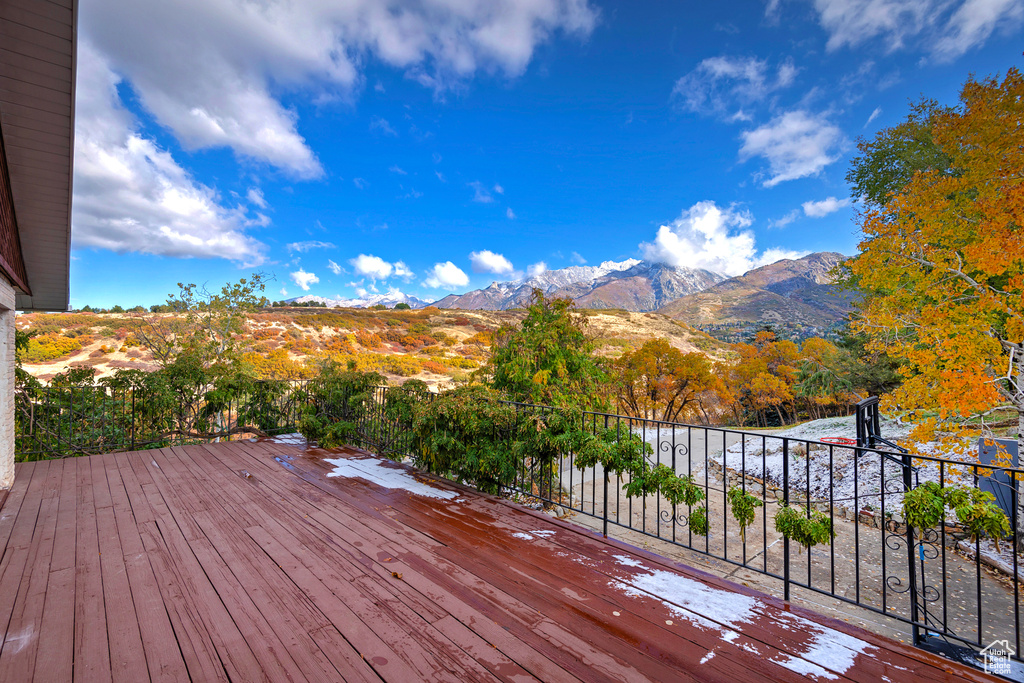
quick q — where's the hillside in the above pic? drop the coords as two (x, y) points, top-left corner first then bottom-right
(435, 259), (724, 311)
(657, 252), (855, 340)
(16, 307), (729, 388)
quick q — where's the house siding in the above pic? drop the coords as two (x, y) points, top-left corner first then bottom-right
(0, 126), (30, 296)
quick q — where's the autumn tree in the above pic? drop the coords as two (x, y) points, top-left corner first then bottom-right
(611, 338), (716, 423)
(794, 337), (856, 420)
(720, 330), (801, 427)
(486, 289), (609, 410)
(133, 273), (271, 371)
(845, 68), (1024, 461)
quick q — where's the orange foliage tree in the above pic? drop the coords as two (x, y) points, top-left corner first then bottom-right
(720, 330), (800, 427)
(610, 338), (716, 423)
(845, 68), (1024, 458)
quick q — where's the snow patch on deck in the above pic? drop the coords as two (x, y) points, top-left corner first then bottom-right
(267, 432), (308, 447)
(612, 554), (645, 568)
(770, 616), (878, 680)
(325, 456), (459, 500)
(512, 529), (557, 541)
(618, 569), (759, 632)
(612, 563), (875, 678)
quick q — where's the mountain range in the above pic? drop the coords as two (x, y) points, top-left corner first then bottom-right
(284, 252), (854, 335)
(285, 292), (432, 309)
(657, 252), (853, 328)
(433, 259), (725, 311)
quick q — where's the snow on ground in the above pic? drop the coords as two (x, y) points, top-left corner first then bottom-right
(712, 416), (980, 513)
(325, 456), (460, 500)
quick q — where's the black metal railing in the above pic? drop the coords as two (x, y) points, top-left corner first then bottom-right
(15, 380), (1024, 665)
(14, 379), (310, 459)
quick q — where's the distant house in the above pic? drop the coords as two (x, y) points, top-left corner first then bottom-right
(0, 0), (78, 487)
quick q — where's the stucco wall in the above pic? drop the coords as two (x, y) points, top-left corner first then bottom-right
(0, 275), (14, 489)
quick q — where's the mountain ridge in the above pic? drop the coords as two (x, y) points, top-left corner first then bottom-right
(656, 252), (853, 333)
(285, 292), (432, 309)
(435, 259), (726, 311)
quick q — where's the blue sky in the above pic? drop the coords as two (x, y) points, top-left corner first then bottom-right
(69, 0), (1024, 308)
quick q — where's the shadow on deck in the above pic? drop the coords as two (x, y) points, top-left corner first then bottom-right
(0, 439), (1000, 682)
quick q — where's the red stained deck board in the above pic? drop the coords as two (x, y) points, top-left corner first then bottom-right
(271, 449), (825, 682)
(0, 440), (1004, 683)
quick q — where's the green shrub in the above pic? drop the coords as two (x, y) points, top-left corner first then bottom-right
(775, 505), (834, 551)
(21, 334), (82, 363)
(727, 486), (763, 542)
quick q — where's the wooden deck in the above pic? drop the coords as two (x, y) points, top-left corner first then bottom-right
(0, 439), (999, 682)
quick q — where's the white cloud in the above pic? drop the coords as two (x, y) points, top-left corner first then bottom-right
(470, 250), (515, 275)
(393, 261), (415, 281)
(469, 181), (494, 203)
(371, 116), (398, 136)
(768, 209), (801, 229)
(673, 56), (798, 116)
(389, 165), (407, 175)
(435, 171), (447, 183)
(80, 0), (597, 178)
(327, 259), (343, 275)
(527, 262), (548, 278)
(350, 254), (394, 280)
(494, 184), (505, 194)
(279, 287), (288, 296)
(639, 201), (807, 277)
(809, 0), (1022, 59)
(811, 0), (941, 51)
(290, 268), (319, 291)
(739, 110), (846, 187)
(570, 252), (587, 264)
(247, 187), (268, 209)
(287, 240), (336, 252)
(353, 178), (369, 190)
(506, 207), (516, 219)
(933, 0), (1024, 60)
(802, 196), (851, 217)
(71, 42), (268, 266)
(424, 261), (470, 289)
(865, 107), (882, 127)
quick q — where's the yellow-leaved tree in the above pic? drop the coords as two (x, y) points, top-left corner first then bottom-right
(845, 68), (1023, 463)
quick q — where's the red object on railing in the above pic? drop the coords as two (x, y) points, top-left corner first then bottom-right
(820, 436), (858, 445)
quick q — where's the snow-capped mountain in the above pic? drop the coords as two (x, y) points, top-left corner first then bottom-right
(433, 259), (725, 311)
(521, 259), (642, 291)
(284, 291), (431, 309)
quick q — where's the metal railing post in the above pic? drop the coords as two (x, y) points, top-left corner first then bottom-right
(783, 437), (790, 603)
(903, 451), (922, 646)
